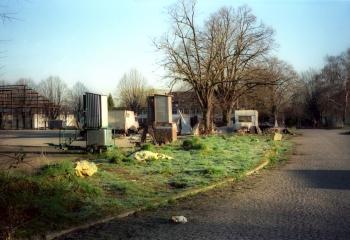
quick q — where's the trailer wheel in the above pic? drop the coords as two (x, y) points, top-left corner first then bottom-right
(96, 147), (103, 154)
(86, 146), (94, 153)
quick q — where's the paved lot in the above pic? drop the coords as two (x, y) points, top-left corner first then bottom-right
(0, 130), (135, 152)
(0, 130), (79, 147)
(0, 130), (137, 171)
(59, 129), (350, 240)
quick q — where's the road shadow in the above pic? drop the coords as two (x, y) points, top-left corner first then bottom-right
(289, 170), (350, 190)
(339, 131), (350, 135)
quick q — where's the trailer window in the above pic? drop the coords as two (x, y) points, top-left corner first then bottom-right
(238, 116), (252, 122)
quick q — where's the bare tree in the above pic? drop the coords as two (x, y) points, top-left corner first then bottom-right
(117, 69), (148, 113)
(0, 80), (8, 86)
(208, 6), (275, 125)
(287, 47), (350, 128)
(263, 58), (299, 127)
(1, 3), (16, 73)
(293, 70), (321, 127)
(107, 93), (115, 110)
(38, 76), (68, 120)
(156, 0), (226, 133)
(0, 5), (15, 23)
(343, 49), (350, 123)
(15, 78), (36, 89)
(243, 58), (298, 127)
(69, 81), (88, 128)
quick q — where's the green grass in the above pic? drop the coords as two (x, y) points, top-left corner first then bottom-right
(0, 134), (292, 238)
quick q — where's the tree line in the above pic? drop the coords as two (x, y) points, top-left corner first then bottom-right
(288, 49), (350, 128)
(154, 0), (301, 133)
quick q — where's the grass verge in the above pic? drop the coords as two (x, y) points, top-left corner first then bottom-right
(0, 134), (292, 239)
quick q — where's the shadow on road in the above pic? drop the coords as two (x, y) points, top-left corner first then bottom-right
(289, 170), (350, 190)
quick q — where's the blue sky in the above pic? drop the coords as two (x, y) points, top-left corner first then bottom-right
(0, 0), (349, 94)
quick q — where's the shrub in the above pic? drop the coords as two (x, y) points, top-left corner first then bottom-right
(182, 139), (193, 150)
(182, 137), (208, 151)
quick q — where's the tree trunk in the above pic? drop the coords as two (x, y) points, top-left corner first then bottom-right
(222, 107), (233, 126)
(202, 105), (213, 134)
(274, 109), (279, 128)
(344, 89), (349, 124)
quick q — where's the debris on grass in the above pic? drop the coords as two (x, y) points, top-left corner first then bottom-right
(75, 160), (98, 177)
(171, 215), (188, 224)
(132, 150), (173, 162)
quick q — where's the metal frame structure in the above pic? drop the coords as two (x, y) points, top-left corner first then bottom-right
(0, 84), (58, 129)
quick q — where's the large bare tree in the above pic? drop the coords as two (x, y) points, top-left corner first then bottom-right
(117, 69), (149, 113)
(38, 76), (68, 120)
(208, 6), (275, 125)
(157, 0), (227, 133)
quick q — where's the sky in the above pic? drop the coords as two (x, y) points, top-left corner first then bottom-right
(0, 0), (349, 94)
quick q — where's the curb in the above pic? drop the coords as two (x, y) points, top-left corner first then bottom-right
(40, 151), (272, 240)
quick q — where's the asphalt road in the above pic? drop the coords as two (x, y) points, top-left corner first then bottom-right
(59, 129), (350, 240)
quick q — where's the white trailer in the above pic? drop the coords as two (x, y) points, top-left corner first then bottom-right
(108, 110), (139, 134)
(234, 110), (260, 133)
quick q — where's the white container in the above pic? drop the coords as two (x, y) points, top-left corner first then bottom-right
(234, 110), (259, 130)
(108, 110), (139, 133)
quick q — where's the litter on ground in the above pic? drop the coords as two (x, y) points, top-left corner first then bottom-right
(132, 150), (173, 162)
(75, 160), (98, 177)
(171, 216), (188, 224)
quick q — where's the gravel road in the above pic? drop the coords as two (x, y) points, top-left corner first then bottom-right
(59, 129), (350, 240)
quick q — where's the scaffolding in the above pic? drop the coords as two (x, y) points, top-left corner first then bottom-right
(0, 85), (58, 129)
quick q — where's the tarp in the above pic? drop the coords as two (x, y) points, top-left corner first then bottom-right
(179, 111), (192, 135)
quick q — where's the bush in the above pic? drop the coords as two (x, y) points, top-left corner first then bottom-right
(182, 139), (193, 150)
(182, 137), (208, 151)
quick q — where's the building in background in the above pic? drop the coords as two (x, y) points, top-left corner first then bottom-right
(0, 85), (75, 129)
